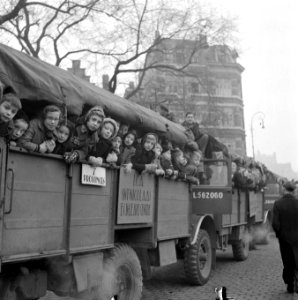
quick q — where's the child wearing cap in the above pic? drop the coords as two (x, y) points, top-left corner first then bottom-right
(0, 93), (22, 139)
(88, 117), (119, 166)
(129, 133), (158, 174)
(64, 105), (105, 163)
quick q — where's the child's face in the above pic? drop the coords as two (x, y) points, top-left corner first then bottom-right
(177, 153), (187, 166)
(192, 155), (201, 167)
(112, 137), (122, 149)
(144, 136), (156, 151)
(0, 101), (18, 123)
(86, 115), (103, 132)
(163, 150), (171, 161)
(154, 146), (162, 157)
(12, 119), (28, 140)
(44, 111), (60, 131)
(124, 133), (135, 146)
(120, 124), (129, 136)
(56, 125), (70, 143)
(101, 122), (114, 139)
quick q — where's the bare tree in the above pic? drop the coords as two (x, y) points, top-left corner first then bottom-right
(0, 0), (238, 95)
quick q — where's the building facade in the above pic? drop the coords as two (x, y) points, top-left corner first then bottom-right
(132, 38), (246, 156)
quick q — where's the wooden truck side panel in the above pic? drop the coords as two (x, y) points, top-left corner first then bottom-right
(156, 179), (190, 240)
(222, 190), (247, 226)
(69, 164), (115, 252)
(2, 150), (66, 258)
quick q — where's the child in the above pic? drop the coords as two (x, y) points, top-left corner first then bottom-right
(118, 123), (129, 138)
(160, 142), (178, 179)
(171, 148), (199, 185)
(109, 135), (122, 167)
(118, 130), (137, 166)
(9, 111), (29, 147)
(88, 117), (119, 166)
(64, 105), (105, 163)
(129, 133), (158, 174)
(19, 104), (61, 153)
(53, 122), (73, 155)
(0, 93), (22, 138)
(153, 143), (165, 176)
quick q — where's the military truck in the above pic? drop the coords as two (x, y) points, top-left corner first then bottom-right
(0, 44), (264, 300)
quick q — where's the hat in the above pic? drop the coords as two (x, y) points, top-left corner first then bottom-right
(284, 181), (296, 192)
(101, 117), (119, 139)
(85, 105), (105, 122)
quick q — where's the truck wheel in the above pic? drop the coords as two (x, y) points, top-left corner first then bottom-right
(232, 236), (249, 261)
(184, 229), (212, 285)
(101, 244), (142, 300)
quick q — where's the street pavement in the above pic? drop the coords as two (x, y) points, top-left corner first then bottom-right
(43, 235), (298, 300)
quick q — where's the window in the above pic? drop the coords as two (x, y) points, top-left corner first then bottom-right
(191, 82), (199, 94)
(232, 79), (241, 97)
(175, 52), (185, 65)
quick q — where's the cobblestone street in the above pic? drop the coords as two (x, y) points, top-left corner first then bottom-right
(141, 235), (297, 300)
(43, 235), (298, 300)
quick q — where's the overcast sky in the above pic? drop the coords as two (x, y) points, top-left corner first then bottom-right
(207, 0), (298, 172)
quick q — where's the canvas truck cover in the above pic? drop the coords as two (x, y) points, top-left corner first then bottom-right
(0, 43), (188, 145)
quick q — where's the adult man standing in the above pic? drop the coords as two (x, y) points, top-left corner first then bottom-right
(272, 181), (298, 293)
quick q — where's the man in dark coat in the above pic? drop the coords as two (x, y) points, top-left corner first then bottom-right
(272, 181), (298, 293)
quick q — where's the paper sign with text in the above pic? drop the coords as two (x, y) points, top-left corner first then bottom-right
(117, 168), (155, 224)
(81, 164), (106, 186)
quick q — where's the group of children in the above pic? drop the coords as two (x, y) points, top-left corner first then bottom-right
(0, 92), (210, 185)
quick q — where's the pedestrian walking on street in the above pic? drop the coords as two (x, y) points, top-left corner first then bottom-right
(272, 181), (298, 294)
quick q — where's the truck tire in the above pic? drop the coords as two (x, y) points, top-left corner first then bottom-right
(184, 229), (212, 285)
(101, 244), (143, 300)
(232, 237), (249, 261)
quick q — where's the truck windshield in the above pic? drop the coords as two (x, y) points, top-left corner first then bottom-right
(200, 160), (229, 187)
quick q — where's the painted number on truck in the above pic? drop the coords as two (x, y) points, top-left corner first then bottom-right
(192, 191), (224, 199)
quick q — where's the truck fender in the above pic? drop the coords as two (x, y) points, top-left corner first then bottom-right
(190, 214), (216, 248)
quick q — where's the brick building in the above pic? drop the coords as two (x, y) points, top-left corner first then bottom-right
(130, 37), (246, 156)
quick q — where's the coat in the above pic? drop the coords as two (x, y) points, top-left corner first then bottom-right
(18, 119), (55, 152)
(272, 193), (298, 243)
(131, 144), (155, 173)
(69, 124), (98, 161)
(88, 136), (113, 161)
(0, 120), (14, 139)
(118, 145), (136, 165)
